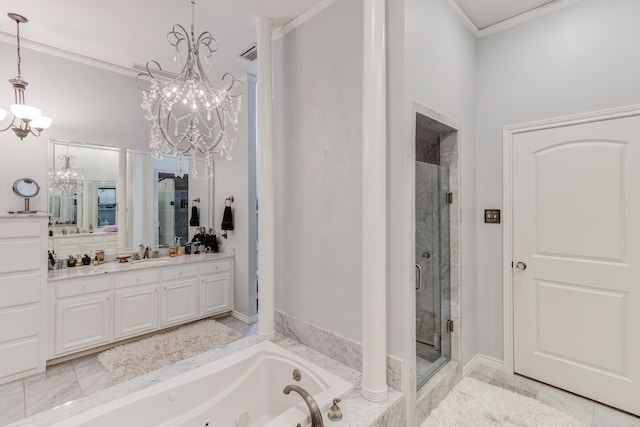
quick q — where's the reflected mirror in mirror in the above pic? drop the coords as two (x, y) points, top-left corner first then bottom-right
(48, 140), (214, 258)
(12, 178), (40, 214)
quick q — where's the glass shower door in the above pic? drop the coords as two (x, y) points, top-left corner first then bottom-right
(415, 162), (450, 388)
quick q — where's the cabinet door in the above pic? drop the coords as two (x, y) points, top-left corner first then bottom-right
(160, 279), (197, 327)
(114, 286), (158, 340)
(200, 273), (230, 317)
(55, 293), (111, 355)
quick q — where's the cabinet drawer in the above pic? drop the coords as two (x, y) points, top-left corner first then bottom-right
(55, 277), (111, 298)
(115, 270), (159, 288)
(162, 265), (198, 281)
(0, 222), (41, 239)
(200, 259), (231, 275)
(0, 240), (41, 273)
(0, 272), (40, 307)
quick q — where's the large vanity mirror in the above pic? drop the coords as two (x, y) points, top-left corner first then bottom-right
(48, 140), (214, 257)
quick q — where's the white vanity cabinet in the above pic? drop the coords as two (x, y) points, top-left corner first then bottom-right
(113, 270), (159, 340)
(160, 265), (198, 327)
(0, 216), (48, 385)
(54, 276), (112, 355)
(200, 259), (232, 317)
(49, 255), (233, 359)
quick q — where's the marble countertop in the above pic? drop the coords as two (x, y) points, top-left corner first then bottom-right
(47, 252), (234, 282)
(0, 213), (49, 218)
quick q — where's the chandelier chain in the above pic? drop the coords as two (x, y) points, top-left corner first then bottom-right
(15, 18), (22, 79)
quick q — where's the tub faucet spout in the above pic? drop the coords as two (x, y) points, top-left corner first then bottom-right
(283, 384), (324, 427)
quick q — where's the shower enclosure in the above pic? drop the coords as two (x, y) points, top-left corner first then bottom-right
(415, 124), (452, 388)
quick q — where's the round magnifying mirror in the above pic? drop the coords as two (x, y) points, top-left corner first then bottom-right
(12, 178), (40, 214)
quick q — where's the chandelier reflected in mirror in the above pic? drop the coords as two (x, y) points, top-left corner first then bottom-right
(137, 0), (242, 179)
(49, 155), (85, 194)
(0, 13), (53, 140)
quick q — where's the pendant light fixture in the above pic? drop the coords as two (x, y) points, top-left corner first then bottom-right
(137, 0), (242, 178)
(0, 13), (52, 140)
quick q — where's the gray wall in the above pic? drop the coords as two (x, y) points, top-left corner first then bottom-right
(0, 42), (148, 213)
(273, 0), (364, 342)
(400, 0), (478, 366)
(476, 0), (640, 360)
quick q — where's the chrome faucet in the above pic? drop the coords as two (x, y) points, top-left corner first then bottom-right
(140, 244), (150, 259)
(283, 384), (324, 427)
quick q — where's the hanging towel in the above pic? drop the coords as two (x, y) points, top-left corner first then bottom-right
(221, 206), (234, 231)
(189, 206), (200, 226)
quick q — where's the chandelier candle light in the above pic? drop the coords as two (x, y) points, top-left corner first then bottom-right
(0, 13), (52, 139)
(137, 0), (242, 178)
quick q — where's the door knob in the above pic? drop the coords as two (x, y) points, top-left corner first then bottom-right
(515, 261), (527, 271)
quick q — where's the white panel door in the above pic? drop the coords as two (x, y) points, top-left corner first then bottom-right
(512, 115), (640, 416)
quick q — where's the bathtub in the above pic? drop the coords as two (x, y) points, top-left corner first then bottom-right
(53, 340), (354, 427)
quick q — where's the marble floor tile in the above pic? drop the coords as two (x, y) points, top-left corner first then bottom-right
(217, 315), (258, 338)
(535, 383), (595, 426)
(25, 380), (84, 418)
(76, 371), (117, 397)
(0, 379), (25, 425)
(592, 404), (640, 427)
(71, 354), (107, 380)
(489, 370), (541, 399)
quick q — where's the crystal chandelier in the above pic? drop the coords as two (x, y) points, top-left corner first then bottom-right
(137, 0), (242, 178)
(49, 155), (85, 194)
(0, 13), (52, 140)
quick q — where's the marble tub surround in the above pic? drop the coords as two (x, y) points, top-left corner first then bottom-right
(9, 328), (403, 426)
(276, 310), (403, 391)
(47, 251), (233, 281)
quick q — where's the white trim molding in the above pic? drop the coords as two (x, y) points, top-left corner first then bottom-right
(463, 354), (504, 377)
(502, 104), (640, 375)
(231, 311), (258, 325)
(272, 0), (338, 40)
(445, 0), (582, 39)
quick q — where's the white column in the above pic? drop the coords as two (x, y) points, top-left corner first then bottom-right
(361, 0), (388, 402)
(256, 17), (275, 341)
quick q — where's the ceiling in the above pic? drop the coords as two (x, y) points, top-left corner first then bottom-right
(454, 0), (556, 29)
(0, 0), (577, 78)
(0, 0), (322, 78)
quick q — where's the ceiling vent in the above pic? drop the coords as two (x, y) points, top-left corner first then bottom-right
(239, 43), (257, 62)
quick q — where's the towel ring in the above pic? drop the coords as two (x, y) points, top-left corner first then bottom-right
(225, 196), (234, 207)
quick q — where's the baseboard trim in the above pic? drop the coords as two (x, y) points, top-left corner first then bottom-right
(463, 354), (504, 376)
(231, 311), (258, 325)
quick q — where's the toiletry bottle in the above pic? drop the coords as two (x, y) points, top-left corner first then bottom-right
(177, 237), (182, 255)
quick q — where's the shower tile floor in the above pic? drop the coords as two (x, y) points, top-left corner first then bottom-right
(0, 316), (257, 426)
(416, 341), (445, 386)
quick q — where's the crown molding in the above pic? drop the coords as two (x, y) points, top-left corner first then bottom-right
(0, 31), (138, 77)
(446, 0), (582, 39)
(272, 0), (338, 40)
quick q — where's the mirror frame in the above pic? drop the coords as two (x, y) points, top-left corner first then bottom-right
(13, 178), (40, 198)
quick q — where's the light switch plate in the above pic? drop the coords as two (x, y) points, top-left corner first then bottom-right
(484, 209), (501, 224)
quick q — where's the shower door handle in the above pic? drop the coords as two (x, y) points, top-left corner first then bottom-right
(415, 264), (423, 290)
